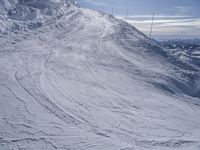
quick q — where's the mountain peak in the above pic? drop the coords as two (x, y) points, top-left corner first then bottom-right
(0, 0), (77, 20)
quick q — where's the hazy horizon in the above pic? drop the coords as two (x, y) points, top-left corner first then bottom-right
(77, 0), (200, 39)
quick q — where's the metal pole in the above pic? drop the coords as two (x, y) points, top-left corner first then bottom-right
(125, 10), (128, 19)
(149, 12), (155, 38)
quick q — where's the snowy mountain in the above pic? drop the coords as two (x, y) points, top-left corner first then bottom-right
(0, 0), (77, 33)
(0, 1), (200, 150)
(159, 39), (200, 67)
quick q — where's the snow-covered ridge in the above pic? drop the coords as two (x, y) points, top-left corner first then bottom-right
(0, 0), (77, 33)
(0, 0), (77, 17)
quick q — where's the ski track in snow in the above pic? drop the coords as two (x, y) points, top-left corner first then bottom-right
(0, 4), (200, 150)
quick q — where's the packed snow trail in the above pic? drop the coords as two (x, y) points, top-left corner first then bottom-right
(0, 3), (200, 150)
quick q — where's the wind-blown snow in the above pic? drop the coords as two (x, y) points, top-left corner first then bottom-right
(0, 2), (200, 150)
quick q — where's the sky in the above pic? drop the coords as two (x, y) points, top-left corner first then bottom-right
(76, 0), (200, 39)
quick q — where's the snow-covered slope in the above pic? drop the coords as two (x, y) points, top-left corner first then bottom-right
(0, 3), (200, 150)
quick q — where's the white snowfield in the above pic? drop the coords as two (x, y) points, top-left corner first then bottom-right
(0, 1), (200, 150)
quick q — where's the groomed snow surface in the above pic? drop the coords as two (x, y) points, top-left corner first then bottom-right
(0, 3), (200, 150)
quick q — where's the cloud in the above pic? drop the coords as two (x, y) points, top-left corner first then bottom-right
(117, 15), (191, 19)
(77, 0), (107, 7)
(174, 6), (192, 16)
(117, 15), (200, 39)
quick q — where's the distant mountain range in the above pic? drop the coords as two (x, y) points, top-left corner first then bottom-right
(159, 39), (200, 67)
